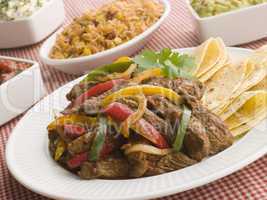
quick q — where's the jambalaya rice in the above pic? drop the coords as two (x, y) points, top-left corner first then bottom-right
(49, 0), (164, 59)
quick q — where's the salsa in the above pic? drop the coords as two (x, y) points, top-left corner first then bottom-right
(0, 59), (31, 84)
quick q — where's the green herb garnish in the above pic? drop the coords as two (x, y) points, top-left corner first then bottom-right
(133, 48), (196, 79)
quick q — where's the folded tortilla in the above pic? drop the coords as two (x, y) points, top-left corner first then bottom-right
(194, 38), (223, 78)
(224, 90), (267, 131)
(220, 90), (267, 121)
(230, 112), (267, 137)
(213, 57), (267, 115)
(250, 76), (266, 91)
(198, 38), (228, 83)
(202, 63), (246, 111)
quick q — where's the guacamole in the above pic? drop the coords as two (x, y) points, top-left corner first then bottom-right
(191, 0), (267, 17)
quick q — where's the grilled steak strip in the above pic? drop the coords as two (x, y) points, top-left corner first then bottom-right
(118, 98), (174, 143)
(147, 95), (211, 161)
(146, 77), (205, 100)
(183, 94), (234, 155)
(127, 152), (197, 178)
(64, 80), (136, 115)
(79, 158), (129, 179)
(184, 116), (210, 161)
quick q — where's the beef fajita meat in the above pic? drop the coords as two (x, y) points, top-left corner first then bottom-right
(64, 80), (136, 115)
(66, 81), (98, 101)
(147, 95), (182, 123)
(122, 95), (210, 161)
(127, 152), (197, 178)
(48, 58), (235, 180)
(147, 95), (212, 161)
(184, 116), (210, 161)
(146, 77), (205, 100)
(117, 98), (174, 144)
(67, 131), (96, 155)
(79, 158), (129, 179)
(183, 94), (234, 155)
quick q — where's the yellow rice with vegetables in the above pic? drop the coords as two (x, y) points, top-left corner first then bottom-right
(49, 0), (164, 59)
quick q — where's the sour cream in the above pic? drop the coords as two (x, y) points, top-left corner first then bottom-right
(0, 0), (50, 21)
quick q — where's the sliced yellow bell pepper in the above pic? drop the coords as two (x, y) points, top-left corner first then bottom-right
(102, 85), (182, 107)
(114, 56), (131, 63)
(131, 68), (162, 83)
(47, 114), (96, 132)
(54, 139), (66, 161)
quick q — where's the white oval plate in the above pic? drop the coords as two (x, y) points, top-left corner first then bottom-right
(6, 48), (267, 200)
(40, 0), (170, 75)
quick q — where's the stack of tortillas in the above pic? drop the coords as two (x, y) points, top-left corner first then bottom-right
(193, 38), (266, 138)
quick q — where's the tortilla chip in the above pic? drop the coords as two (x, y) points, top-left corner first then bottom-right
(230, 112), (267, 137)
(224, 90), (267, 130)
(194, 38), (222, 77)
(202, 63), (246, 111)
(220, 90), (267, 121)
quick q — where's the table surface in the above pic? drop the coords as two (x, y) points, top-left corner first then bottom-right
(0, 0), (266, 200)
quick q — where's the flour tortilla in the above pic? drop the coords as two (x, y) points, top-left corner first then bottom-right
(243, 58), (256, 79)
(194, 38), (222, 77)
(202, 63), (246, 111)
(224, 90), (267, 130)
(252, 45), (267, 66)
(220, 90), (267, 121)
(250, 76), (267, 91)
(230, 112), (267, 137)
(213, 63), (267, 115)
(198, 38), (228, 82)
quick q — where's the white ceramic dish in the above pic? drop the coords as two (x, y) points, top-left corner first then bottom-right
(40, 0), (171, 75)
(185, 1), (267, 46)
(0, 56), (46, 126)
(0, 0), (65, 49)
(6, 47), (267, 200)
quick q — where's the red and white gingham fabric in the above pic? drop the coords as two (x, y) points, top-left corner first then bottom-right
(0, 0), (266, 199)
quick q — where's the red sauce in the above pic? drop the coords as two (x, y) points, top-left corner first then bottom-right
(0, 59), (32, 84)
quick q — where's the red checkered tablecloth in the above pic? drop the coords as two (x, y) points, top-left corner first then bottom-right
(0, 0), (266, 200)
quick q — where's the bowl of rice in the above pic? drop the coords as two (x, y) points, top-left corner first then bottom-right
(40, 0), (171, 75)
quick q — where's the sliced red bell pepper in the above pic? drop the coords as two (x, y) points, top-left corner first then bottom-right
(71, 79), (124, 107)
(100, 142), (114, 158)
(103, 102), (169, 149)
(67, 152), (88, 169)
(64, 124), (87, 139)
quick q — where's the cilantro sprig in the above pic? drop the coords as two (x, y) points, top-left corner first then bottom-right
(133, 48), (196, 79)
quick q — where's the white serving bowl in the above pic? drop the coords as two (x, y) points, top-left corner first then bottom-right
(40, 0), (171, 75)
(0, 56), (46, 126)
(185, 1), (267, 46)
(0, 0), (65, 49)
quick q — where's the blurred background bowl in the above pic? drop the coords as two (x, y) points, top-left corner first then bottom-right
(0, 56), (46, 126)
(185, 0), (267, 46)
(40, 0), (171, 75)
(0, 0), (65, 49)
